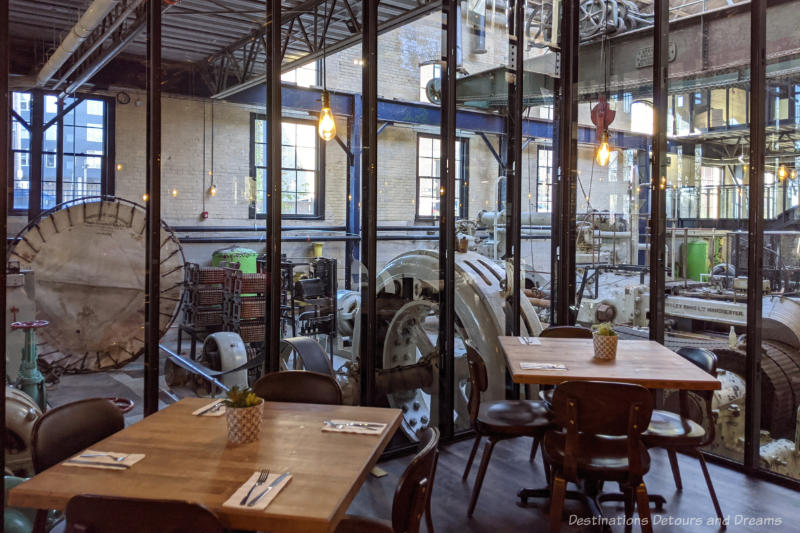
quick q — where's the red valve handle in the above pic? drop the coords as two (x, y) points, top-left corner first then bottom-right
(10, 320), (49, 330)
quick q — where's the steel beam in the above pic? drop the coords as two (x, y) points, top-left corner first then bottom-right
(506, 0), (523, 337)
(552, 0), (579, 325)
(27, 90), (43, 221)
(360, 0), (378, 406)
(267, 0), (282, 374)
(1, 0), (8, 517)
(650, 0), (668, 345)
(143, 0), (162, 416)
(346, 96), (362, 290)
(745, 0), (765, 474)
(439, 0), (457, 440)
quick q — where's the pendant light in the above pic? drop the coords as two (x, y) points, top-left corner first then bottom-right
(318, 0), (336, 141)
(595, 131), (611, 166)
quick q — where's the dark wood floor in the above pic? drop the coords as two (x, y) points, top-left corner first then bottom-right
(348, 437), (797, 533)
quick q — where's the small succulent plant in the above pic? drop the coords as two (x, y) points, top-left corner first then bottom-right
(593, 322), (617, 336)
(224, 386), (261, 408)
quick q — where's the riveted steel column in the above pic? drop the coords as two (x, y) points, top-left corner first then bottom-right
(439, 0), (458, 439)
(553, 0), (579, 325)
(143, 0), (162, 416)
(505, 0), (523, 336)
(360, 0), (378, 406)
(745, 0), (765, 473)
(266, 0), (282, 373)
(650, 0), (668, 344)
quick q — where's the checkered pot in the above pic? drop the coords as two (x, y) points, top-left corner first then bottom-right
(225, 400), (264, 444)
(593, 334), (618, 361)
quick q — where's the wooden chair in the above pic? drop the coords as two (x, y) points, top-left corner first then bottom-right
(335, 427), (440, 533)
(30, 398), (125, 533)
(462, 344), (555, 516)
(641, 347), (724, 525)
(253, 370), (343, 405)
(65, 495), (223, 533)
(535, 325), (593, 459)
(543, 381), (654, 533)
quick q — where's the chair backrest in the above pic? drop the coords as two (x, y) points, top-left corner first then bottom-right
(253, 370), (343, 405)
(32, 398), (125, 473)
(551, 381), (653, 480)
(539, 325), (594, 339)
(392, 427), (440, 533)
(464, 343), (488, 426)
(280, 337), (334, 375)
(65, 495), (223, 533)
(675, 346), (718, 443)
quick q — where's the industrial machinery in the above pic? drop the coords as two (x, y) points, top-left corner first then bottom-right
(6, 198), (185, 373)
(293, 258), (338, 343)
(4, 387), (42, 477)
(5, 262), (35, 383)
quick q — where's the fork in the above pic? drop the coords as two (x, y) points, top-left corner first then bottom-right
(80, 453), (127, 462)
(240, 469), (269, 505)
(323, 420), (382, 430)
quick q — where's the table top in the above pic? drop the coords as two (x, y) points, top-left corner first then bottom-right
(9, 398), (402, 533)
(499, 337), (721, 390)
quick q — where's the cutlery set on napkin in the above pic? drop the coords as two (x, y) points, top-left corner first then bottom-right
(321, 419), (387, 435)
(223, 470), (293, 510)
(192, 399), (226, 416)
(63, 450), (145, 470)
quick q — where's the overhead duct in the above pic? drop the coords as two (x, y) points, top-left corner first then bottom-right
(35, 0), (120, 87)
(468, 0), (487, 54)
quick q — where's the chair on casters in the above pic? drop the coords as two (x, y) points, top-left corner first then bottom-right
(335, 427), (440, 533)
(30, 398), (126, 533)
(641, 347), (725, 526)
(65, 495), (223, 533)
(253, 370), (343, 405)
(462, 344), (555, 516)
(543, 381), (655, 533)
(535, 325), (594, 460)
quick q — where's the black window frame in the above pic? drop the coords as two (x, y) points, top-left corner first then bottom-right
(536, 145), (553, 212)
(415, 132), (468, 221)
(249, 113), (325, 220)
(7, 91), (115, 216)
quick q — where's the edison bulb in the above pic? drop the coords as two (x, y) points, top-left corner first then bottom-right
(142, 193), (149, 202)
(318, 107), (336, 141)
(209, 184), (217, 197)
(318, 90), (336, 141)
(171, 188), (178, 198)
(779, 165), (788, 181)
(595, 132), (611, 167)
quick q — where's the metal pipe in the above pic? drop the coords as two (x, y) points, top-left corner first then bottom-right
(172, 225), (347, 233)
(53, 0), (145, 90)
(36, 0), (120, 87)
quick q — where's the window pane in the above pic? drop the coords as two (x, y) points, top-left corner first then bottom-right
(296, 147), (316, 170)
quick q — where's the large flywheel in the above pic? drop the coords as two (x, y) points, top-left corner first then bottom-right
(7, 197), (184, 372)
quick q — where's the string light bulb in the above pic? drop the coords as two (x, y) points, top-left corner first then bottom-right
(142, 193), (149, 202)
(171, 188), (178, 198)
(208, 184), (217, 197)
(779, 164), (788, 181)
(595, 131), (611, 167)
(318, 90), (336, 141)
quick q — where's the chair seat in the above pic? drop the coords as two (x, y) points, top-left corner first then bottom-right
(542, 431), (651, 481)
(642, 409), (706, 447)
(475, 399), (554, 436)
(334, 514), (394, 533)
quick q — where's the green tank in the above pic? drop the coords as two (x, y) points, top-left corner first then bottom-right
(686, 240), (710, 281)
(211, 247), (259, 273)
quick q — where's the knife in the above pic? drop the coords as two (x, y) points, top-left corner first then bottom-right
(65, 459), (130, 469)
(324, 420), (383, 429)
(247, 471), (291, 507)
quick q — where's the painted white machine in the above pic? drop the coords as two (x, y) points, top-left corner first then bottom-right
(201, 332), (249, 390)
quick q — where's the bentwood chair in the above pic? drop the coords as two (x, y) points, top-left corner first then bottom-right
(535, 325), (594, 459)
(335, 427), (440, 533)
(253, 370), (343, 405)
(642, 347), (724, 525)
(31, 398), (125, 533)
(543, 381), (655, 533)
(462, 344), (555, 516)
(65, 495), (223, 533)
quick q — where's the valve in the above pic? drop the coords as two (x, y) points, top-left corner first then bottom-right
(10, 320), (49, 411)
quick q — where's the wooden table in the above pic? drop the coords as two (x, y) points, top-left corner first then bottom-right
(9, 399), (402, 533)
(500, 337), (721, 390)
